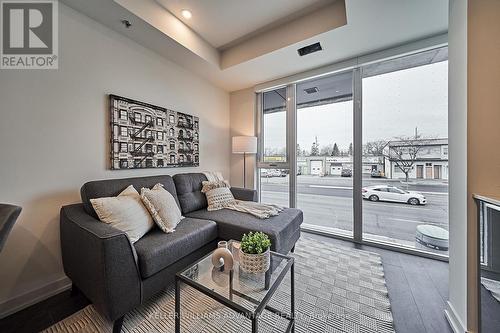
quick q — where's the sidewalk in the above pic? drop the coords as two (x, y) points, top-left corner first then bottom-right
(295, 175), (449, 186)
(261, 174), (449, 188)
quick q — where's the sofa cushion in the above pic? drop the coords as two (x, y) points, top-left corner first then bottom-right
(186, 208), (303, 254)
(81, 175), (180, 218)
(140, 184), (183, 233)
(90, 185), (154, 243)
(173, 173), (208, 214)
(202, 181), (236, 211)
(133, 217), (218, 279)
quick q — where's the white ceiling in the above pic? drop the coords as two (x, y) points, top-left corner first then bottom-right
(155, 0), (331, 49)
(60, 0), (448, 92)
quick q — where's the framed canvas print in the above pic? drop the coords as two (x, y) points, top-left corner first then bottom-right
(109, 94), (199, 169)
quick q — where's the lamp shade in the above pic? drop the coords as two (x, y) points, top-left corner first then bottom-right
(232, 136), (257, 154)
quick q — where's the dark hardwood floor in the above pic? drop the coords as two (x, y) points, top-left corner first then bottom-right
(0, 288), (90, 333)
(0, 232), (453, 333)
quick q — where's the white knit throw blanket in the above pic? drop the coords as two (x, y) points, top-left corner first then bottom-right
(203, 171), (224, 182)
(227, 200), (284, 219)
(202, 171), (284, 219)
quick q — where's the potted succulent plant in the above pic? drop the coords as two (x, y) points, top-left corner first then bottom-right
(239, 231), (271, 273)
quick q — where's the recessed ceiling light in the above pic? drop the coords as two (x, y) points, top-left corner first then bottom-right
(181, 9), (192, 19)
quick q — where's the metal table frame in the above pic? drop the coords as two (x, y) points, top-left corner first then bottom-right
(175, 250), (295, 333)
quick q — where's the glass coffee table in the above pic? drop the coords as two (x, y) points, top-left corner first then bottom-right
(175, 240), (295, 333)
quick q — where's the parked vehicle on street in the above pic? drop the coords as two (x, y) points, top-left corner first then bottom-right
(362, 185), (426, 205)
(269, 169), (282, 177)
(261, 169), (281, 178)
(370, 170), (384, 178)
(279, 170), (289, 177)
(341, 168), (352, 177)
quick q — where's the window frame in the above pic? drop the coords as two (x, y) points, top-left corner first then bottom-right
(120, 109), (128, 120)
(120, 126), (128, 137)
(256, 86), (293, 169)
(255, 43), (449, 261)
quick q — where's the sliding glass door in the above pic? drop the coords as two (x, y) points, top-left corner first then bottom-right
(257, 46), (449, 256)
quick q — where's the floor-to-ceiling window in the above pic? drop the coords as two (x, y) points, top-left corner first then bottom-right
(259, 87), (290, 207)
(295, 72), (354, 236)
(258, 45), (449, 256)
(361, 48), (449, 255)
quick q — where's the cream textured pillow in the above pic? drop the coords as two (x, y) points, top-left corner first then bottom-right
(201, 181), (236, 211)
(141, 183), (183, 233)
(90, 185), (154, 243)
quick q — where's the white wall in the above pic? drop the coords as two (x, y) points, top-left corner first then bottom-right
(0, 3), (230, 317)
(229, 88), (256, 189)
(446, 0), (468, 331)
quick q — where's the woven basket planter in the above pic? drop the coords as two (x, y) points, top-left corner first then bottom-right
(239, 248), (270, 274)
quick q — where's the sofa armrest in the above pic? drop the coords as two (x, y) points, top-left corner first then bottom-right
(60, 204), (141, 321)
(230, 187), (258, 202)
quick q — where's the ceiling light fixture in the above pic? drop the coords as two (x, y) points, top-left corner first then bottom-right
(181, 9), (192, 19)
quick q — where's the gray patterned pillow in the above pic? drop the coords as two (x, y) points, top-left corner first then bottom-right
(202, 181), (235, 211)
(201, 180), (230, 192)
(140, 183), (183, 233)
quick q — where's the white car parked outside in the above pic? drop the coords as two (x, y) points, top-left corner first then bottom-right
(362, 185), (427, 205)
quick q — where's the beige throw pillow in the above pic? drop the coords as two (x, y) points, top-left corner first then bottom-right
(90, 185), (154, 243)
(201, 181), (236, 211)
(141, 183), (183, 233)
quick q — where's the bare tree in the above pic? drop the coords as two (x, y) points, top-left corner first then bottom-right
(320, 144), (333, 156)
(364, 140), (387, 156)
(383, 135), (429, 182)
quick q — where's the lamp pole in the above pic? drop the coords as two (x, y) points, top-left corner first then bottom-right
(243, 152), (247, 188)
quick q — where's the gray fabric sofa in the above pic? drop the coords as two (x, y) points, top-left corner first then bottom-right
(60, 173), (302, 332)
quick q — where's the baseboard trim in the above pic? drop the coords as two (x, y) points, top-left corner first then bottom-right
(0, 276), (71, 319)
(445, 301), (467, 333)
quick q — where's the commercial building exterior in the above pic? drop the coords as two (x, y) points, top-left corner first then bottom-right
(294, 138), (448, 180)
(383, 138), (448, 180)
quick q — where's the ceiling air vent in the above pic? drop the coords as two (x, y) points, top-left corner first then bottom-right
(304, 87), (319, 94)
(298, 42), (322, 56)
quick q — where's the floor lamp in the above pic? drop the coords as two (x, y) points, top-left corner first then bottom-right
(232, 136), (257, 188)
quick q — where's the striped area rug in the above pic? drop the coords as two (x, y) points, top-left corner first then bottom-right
(42, 237), (395, 333)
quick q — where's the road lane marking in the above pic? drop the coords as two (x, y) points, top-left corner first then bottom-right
(419, 191), (448, 196)
(307, 185), (447, 195)
(309, 185), (352, 189)
(386, 218), (445, 225)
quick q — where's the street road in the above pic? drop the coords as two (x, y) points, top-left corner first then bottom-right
(260, 175), (449, 254)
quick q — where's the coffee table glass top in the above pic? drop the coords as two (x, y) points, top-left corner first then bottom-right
(178, 240), (293, 314)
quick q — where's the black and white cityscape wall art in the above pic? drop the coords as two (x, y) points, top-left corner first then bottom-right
(110, 95), (199, 169)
